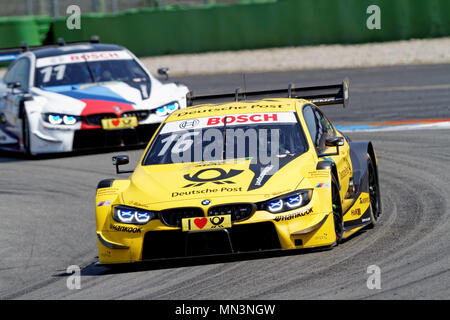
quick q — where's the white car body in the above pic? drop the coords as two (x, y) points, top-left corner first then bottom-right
(0, 42), (189, 155)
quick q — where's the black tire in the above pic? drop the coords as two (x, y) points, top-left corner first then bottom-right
(332, 174), (344, 244)
(22, 112), (32, 157)
(367, 154), (381, 228)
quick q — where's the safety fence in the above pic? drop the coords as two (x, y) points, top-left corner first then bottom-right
(1, 0), (450, 56)
(0, 0), (266, 17)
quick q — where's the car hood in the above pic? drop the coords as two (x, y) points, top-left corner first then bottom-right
(34, 80), (187, 115)
(120, 153), (315, 209)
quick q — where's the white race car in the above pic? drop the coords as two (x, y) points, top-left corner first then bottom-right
(0, 39), (189, 156)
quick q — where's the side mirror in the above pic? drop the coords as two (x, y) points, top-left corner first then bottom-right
(325, 136), (344, 147)
(7, 81), (21, 94)
(318, 136), (345, 157)
(157, 67), (170, 80)
(112, 155), (133, 174)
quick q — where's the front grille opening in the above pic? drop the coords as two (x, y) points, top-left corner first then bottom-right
(72, 124), (159, 150)
(230, 222), (281, 252)
(185, 230), (232, 256)
(208, 203), (255, 222)
(159, 207), (204, 227)
(142, 222), (281, 260)
(73, 128), (139, 148)
(142, 230), (233, 260)
(143, 230), (186, 259)
(83, 113), (116, 126)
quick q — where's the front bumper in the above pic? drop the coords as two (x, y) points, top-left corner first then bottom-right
(72, 124), (159, 150)
(29, 123), (159, 154)
(96, 206), (337, 265)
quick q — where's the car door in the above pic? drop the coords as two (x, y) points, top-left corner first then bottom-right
(315, 106), (353, 199)
(1, 57), (31, 139)
(303, 104), (353, 199)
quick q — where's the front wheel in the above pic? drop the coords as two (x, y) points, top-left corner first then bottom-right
(367, 154), (381, 228)
(22, 112), (33, 157)
(332, 174), (344, 244)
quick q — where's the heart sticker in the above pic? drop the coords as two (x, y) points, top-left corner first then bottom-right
(194, 217), (208, 229)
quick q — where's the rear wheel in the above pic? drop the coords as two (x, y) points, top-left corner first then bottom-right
(332, 174), (344, 244)
(367, 154), (381, 228)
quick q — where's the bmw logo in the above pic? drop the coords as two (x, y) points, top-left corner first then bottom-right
(201, 200), (210, 206)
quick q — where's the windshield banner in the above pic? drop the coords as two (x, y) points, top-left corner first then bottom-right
(35, 50), (133, 68)
(160, 112), (297, 134)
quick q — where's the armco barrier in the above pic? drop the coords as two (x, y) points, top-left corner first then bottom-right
(50, 0), (450, 56)
(1, 0), (450, 56)
(50, 1), (283, 56)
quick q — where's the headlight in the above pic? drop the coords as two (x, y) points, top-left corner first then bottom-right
(48, 114), (62, 125)
(258, 190), (312, 214)
(155, 101), (180, 116)
(63, 115), (77, 125)
(42, 113), (80, 125)
(113, 205), (158, 225)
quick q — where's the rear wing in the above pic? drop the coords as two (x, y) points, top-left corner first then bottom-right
(187, 78), (349, 108)
(0, 36), (100, 63)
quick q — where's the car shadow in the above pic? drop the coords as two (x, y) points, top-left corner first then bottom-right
(53, 226), (371, 278)
(0, 150), (28, 163)
(53, 245), (335, 279)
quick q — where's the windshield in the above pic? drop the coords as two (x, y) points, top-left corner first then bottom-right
(143, 112), (308, 166)
(34, 52), (150, 88)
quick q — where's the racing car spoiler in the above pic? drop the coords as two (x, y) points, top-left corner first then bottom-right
(187, 78), (349, 108)
(0, 36), (100, 63)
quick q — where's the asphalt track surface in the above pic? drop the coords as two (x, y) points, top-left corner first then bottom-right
(0, 64), (449, 300)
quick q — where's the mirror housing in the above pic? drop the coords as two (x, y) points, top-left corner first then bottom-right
(7, 81), (21, 89)
(318, 136), (345, 157)
(7, 81), (21, 94)
(112, 155), (133, 174)
(157, 67), (170, 80)
(325, 136), (345, 147)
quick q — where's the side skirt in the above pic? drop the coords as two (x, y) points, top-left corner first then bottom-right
(343, 207), (372, 239)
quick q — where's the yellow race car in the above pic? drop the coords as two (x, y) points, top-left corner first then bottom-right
(95, 79), (381, 265)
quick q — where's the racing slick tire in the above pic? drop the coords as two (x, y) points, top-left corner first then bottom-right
(332, 174), (344, 244)
(22, 112), (33, 158)
(367, 154), (381, 229)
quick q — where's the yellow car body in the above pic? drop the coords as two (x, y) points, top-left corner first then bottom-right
(95, 81), (381, 265)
